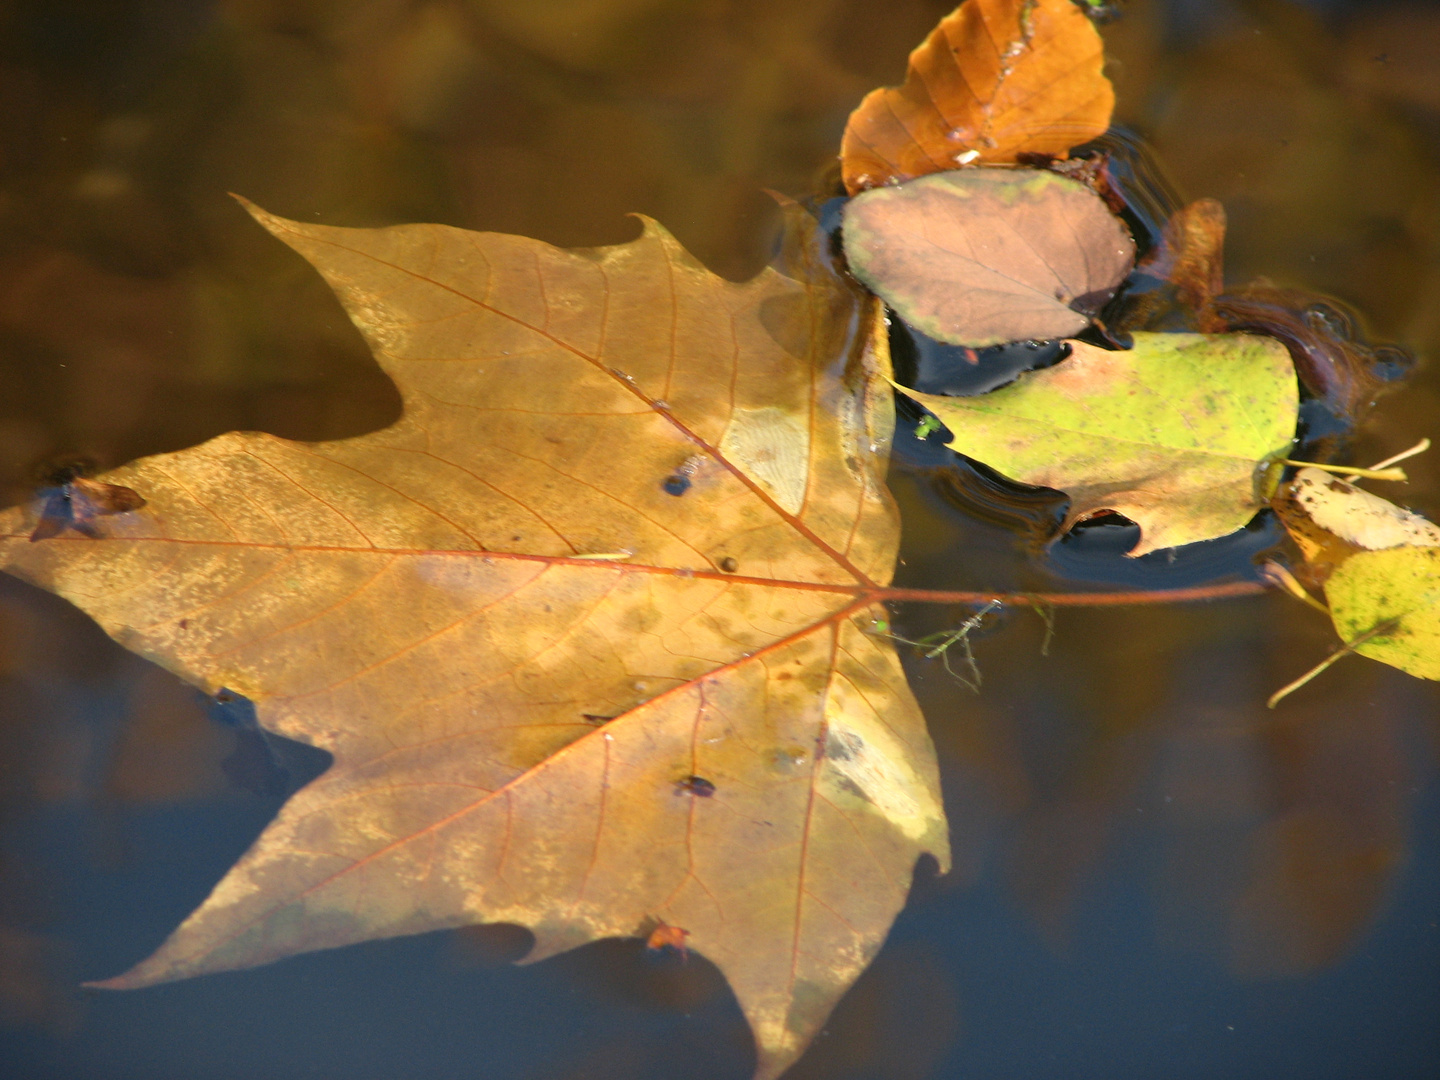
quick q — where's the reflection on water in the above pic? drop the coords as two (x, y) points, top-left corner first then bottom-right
(2, 0), (1438, 1077)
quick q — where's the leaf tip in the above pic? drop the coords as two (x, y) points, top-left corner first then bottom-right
(227, 191), (262, 216)
(229, 193), (294, 239)
(79, 974), (135, 992)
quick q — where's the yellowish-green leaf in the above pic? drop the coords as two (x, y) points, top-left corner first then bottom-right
(1326, 546), (1440, 680)
(1270, 466), (1440, 689)
(896, 332), (1298, 555)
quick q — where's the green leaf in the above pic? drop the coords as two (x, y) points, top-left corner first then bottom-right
(895, 332), (1298, 555)
(1325, 546), (1440, 680)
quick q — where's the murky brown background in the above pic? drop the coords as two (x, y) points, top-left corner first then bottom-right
(2, 1), (1438, 1077)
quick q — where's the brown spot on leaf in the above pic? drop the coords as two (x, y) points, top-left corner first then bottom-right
(675, 775), (716, 798)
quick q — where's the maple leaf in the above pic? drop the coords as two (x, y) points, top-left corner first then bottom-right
(0, 200), (949, 1080)
(841, 167), (1135, 347)
(839, 0), (1114, 193)
(895, 332), (1298, 555)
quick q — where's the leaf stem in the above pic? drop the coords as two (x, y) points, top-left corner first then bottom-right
(1266, 650), (1351, 709)
(1280, 459), (1408, 483)
(1258, 561), (1329, 614)
(874, 579), (1265, 607)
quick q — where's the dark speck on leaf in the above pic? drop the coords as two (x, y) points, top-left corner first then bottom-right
(719, 557), (738, 573)
(675, 775), (716, 797)
(662, 474), (691, 496)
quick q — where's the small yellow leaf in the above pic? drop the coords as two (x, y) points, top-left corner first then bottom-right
(1326, 547), (1440, 681)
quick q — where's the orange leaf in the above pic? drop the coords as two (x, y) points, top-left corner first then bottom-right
(0, 200), (949, 1080)
(840, 0), (1115, 193)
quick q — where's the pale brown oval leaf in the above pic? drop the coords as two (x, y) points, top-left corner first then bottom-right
(840, 0), (1114, 194)
(0, 202), (949, 1080)
(842, 168), (1135, 347)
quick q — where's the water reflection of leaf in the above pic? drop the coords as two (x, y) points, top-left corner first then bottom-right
(0, 925), (78, 1034)
(982, 605), (1413, 978)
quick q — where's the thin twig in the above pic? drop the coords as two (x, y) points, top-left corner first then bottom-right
(1267, 617), (1402, 709)
(869, 600), (1002, 690)
(1031, 600), (1056, 656)
(1369, 437), (1431, 472)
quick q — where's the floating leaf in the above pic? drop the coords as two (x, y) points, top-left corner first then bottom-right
(1324, 547), (1440, 680)
(1211, 286), (1410, 431)
(842, 168), (1135, 347)
(1270, 467), (1440, 687)
(1274, 466), (1440, 581)
(0, 201), (949, 1080)
(840, 0), (1114, 193)
(895, 332), (1298, 555)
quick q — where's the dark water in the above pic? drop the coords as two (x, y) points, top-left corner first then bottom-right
(3, 1), (1439, 1078)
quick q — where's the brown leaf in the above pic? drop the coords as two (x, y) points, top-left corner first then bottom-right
(840, 0), (1115, 194)
(0, 200), (948, 1080)
(842, 168), (1135, 347)
(1153, 197), (1228, 329)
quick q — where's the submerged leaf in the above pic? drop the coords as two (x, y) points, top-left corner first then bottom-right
(1134, 197), (1228, 331)
(840, 0), (1114, 193)
(895, 332), (1298, 555)
(0, 202), (949, 1080)
(842, 168), (1135, 347)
